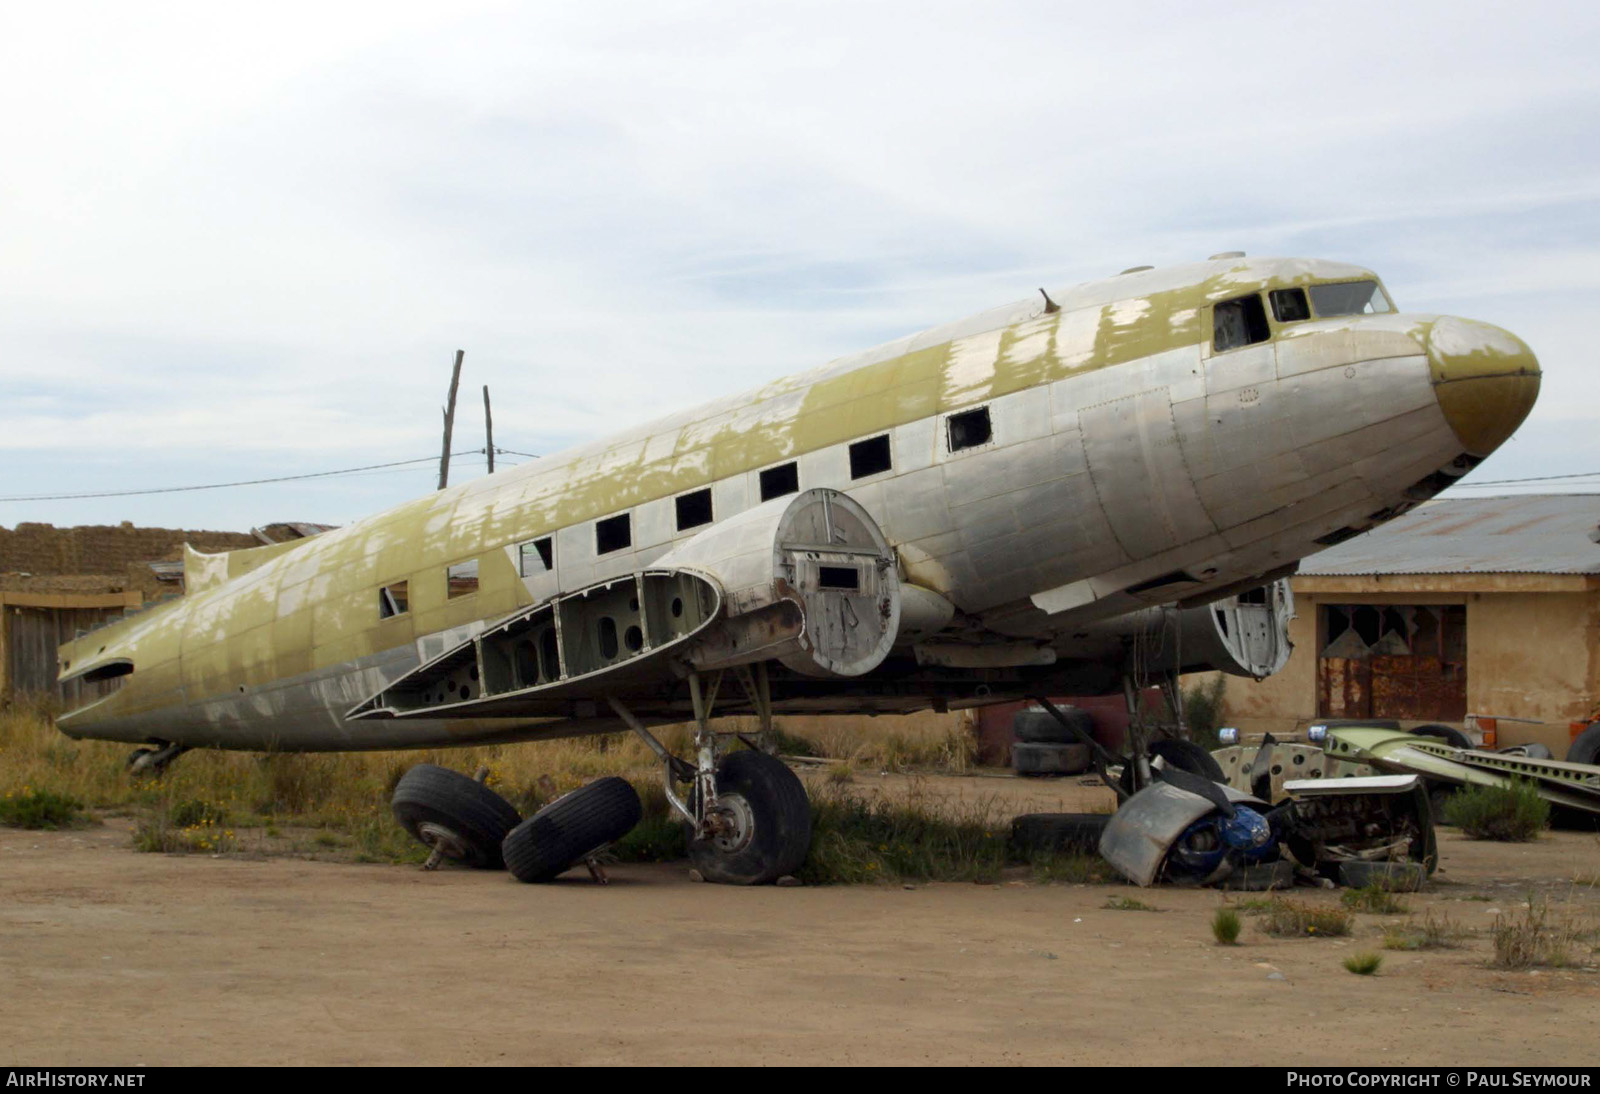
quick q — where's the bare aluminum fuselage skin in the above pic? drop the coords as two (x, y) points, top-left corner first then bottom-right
(56, 256), (1540, 751)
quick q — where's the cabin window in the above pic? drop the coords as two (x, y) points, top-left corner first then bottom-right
(947, 406), (992, 452)
(1213, 294), (1270, 352)
(518, 537), (554, 577)
(1309, 280), (1393, 317)
(1270, 288), (1310, 323)
(759, 461), (799, 501)
(849, 434), (892, 479)
(446, 559), (479, 599)
(675, 488), (713, 531)
(596, 513), (632, 555)
(379, 581), (409, 619)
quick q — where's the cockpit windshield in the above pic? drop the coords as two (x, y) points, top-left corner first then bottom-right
(1308, 280), (1392, 317)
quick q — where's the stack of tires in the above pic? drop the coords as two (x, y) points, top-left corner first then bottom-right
(1011, 706), (1093, 777)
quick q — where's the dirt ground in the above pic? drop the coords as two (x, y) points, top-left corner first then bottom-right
(3, 773), (1598, 1067)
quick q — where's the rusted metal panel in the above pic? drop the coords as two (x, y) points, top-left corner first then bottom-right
(1318, 603), (1466, 721)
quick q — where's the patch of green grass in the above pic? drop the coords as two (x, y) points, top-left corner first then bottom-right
(1228, 896), (1277, 915)
(1343, 951), (1383, 975)
(168, 798), (228, 829)
(1342, 883), (1410, 915)
(133, 813), (236, 854)
(1383, 910), (1472, 951)
(1028, 851), (1113, 884)
(1444, 780), (1549, 842)
(1105, 895), (1160, 912)
(797, 785), (1011, 884)
(1260, 897), (1354, 938)
(0, 787), (86, 830)
(1212, 907), (1242, 945)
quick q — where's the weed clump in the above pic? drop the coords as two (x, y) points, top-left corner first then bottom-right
(1444, 781), (1549, 842)
(1343, 952), (1383, 975)
(1383, 910), (1472, 951)
(1490, 896), (1588, 969)
(0, 788), (86, 830)
(1341, 883), (1410, 915)
(1105, 895), (1159, 912)
(1260, 897), (1354, 938)
(1212, 907), (1242, 945)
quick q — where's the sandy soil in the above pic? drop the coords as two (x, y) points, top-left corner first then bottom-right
(3, 775), (1598, 1067)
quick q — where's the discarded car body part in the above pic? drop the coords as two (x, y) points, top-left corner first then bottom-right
(391, 764), (523, 870)
(687, 749), (812, 886)
(655, 488), (901, 679)
(1212, 740), (1329, 804)
(1098, 781), (1269, 887)
(349, 569), (722, 720)
(502, 777), (642, 884)
(1281, 774), (1436, 877)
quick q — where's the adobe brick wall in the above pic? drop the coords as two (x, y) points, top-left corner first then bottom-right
(0, 522), (256, 578)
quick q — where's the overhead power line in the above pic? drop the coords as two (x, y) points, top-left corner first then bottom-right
(0, 446), (537, 503)
(1451, 469), (1600, 488)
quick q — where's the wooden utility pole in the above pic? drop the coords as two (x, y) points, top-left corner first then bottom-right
(483, 385), (495, 474)
(438, 350), (464, 490)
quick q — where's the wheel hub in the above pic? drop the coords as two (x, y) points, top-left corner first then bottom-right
(416, 822), (472, 860)
(707, 792), (756, 854)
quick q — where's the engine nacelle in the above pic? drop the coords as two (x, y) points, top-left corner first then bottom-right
(657, 488), (901, 677)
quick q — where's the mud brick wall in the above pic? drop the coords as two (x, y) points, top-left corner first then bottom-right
(0, 522), (256, 578)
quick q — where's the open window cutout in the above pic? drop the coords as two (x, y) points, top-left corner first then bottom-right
(818, 565), (860, 592)
(519, 537), (554, 577)
(849, 434), (892, 479)
(947, 406), (992, 452)
(446, 559), (479, 599)
(759, 461), (799, 501)
(1270, 288), (1310, 323)
(596, 513), (632, 555)
(379, 581), (409, 619)
(675, 488), (713, 531)
(1213, 294), (1270, 352)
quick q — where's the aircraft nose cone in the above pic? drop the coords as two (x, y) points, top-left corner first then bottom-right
(1426, 317), (1540, 455)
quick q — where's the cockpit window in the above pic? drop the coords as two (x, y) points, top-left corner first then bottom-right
(1270, 288), (1310, 323)
(1213, 294), (1270, 352)
(1309, 280), (1392, 317)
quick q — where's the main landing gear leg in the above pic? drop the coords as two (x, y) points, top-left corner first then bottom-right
(607, 667), (812, 885)
(126, 742), (191, 779)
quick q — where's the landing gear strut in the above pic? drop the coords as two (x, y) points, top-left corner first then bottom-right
(607, 664), (812, 885)
(126, 742), (191, 778)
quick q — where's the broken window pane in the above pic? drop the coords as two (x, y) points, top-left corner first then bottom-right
(947, 406), (992, 452)
(1213, 294), (1271, 352)
(447, 560), (479, 599)
(1270, 288), (1310, 322)
(519, 537), (554, 577)
(1309, 280), (1392, 317)
(675, 488), (713, 531)
(379, 581), (409, 619)
(759, 462), (799, 501)
(596, 514), (631, 555)
(849, 434), (892, 479)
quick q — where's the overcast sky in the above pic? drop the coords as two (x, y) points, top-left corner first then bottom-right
(3, 1), (1597, 532)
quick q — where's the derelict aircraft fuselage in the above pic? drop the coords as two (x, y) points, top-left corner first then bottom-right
(57, 255), (1540, 754)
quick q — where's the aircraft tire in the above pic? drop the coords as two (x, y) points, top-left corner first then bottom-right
(502, 776), (642, 883)
(1566, 722), (1600, 765)
(1013, 707), (1094, 744)
(1008, 812), (1109, 856)
(1412, 723), (1472, 750)
(688, 750), (812, 885)
(1012, 741), (1091, 776)
(391, 764), (522, 869)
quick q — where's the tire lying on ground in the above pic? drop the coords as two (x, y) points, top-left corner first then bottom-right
(1012, 741), (1092, 776)
(391, 764), (523, 869)
(1411, 723), (1473, 750)
(1216, 859), (1294, 892)
(1012, 706), (1095, 745)
(1009, 812), (1110, 856)
(503, 776), (643, 883)
(1566, 721), (1600, 765)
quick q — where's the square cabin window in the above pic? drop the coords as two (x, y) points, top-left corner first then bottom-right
(379, 581), (409, 619)
(519, 537), (554, 577)
(849, 434), (892, 479)
(446, 559), (479, 599)
(675, 488), (713, 531)
(596, 513), (632, 555)
(1213, 294), (1271, 352)
(759, 461), (799, 501)
(947, 406), (992, 452)
(1270, 288), (1311, 323)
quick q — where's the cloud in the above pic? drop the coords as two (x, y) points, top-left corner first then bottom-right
(2, 1), (1598, 528)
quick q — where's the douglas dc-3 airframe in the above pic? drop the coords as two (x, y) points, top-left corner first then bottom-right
(55, 254), (1540, 884)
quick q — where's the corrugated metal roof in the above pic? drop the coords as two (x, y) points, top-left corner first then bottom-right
(1299, 494), (1600, 575)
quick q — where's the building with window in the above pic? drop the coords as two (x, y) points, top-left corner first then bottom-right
(1216, 494), (1600, 754)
